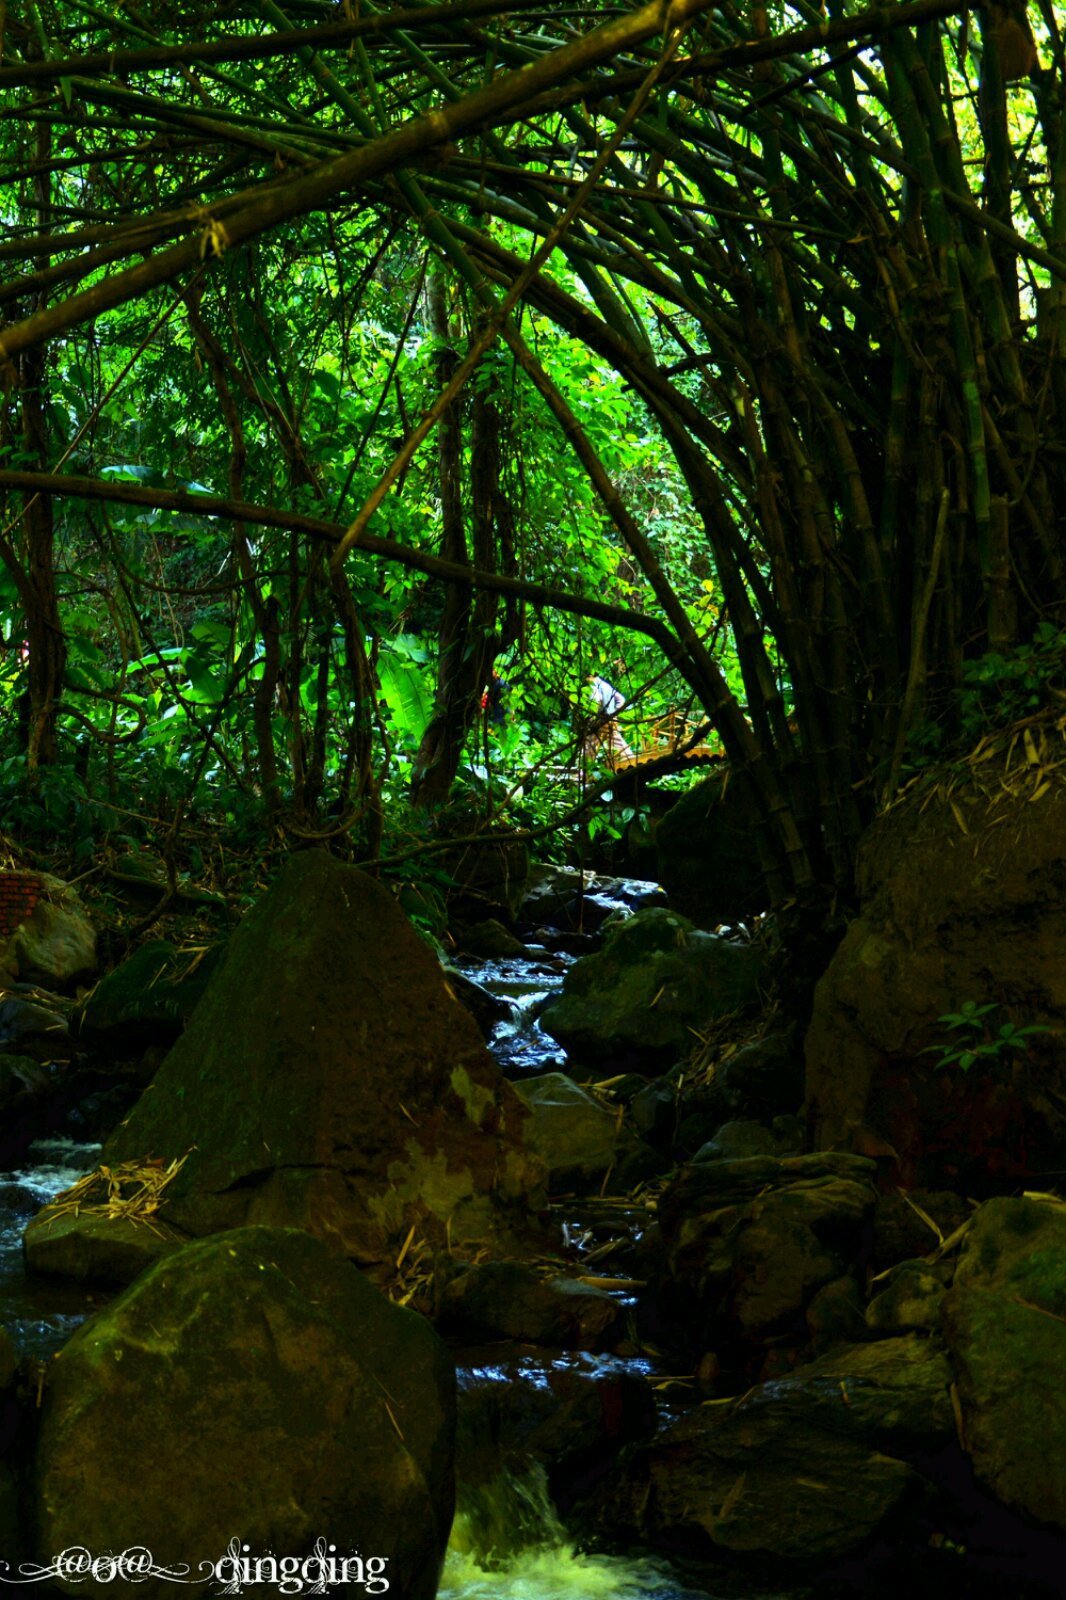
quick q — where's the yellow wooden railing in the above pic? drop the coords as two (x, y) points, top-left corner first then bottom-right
(598, 710), (720, 772)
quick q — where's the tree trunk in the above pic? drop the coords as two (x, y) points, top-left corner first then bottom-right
(20, 96), (66, 771)
(410, 271), (500, 808)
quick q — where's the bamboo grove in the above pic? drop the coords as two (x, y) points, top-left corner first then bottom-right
(0, 0), (1063, 910)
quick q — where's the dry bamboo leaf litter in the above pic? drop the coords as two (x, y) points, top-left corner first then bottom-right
(37, 1151), (193, 1234)
(886, 707), (1066, 821)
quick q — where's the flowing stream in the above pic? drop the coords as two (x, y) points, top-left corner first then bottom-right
(0, 908), (800, 1599)
(0, 1135), (103, 1357)
(470, 949), (574, 1079)
(443, 930), (806, 1600)
(439, 1464), (768, 1600)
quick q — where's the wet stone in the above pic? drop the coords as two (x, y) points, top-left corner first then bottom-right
(865, 1259), (947, 1335)
(440, 1260), (621, 1350)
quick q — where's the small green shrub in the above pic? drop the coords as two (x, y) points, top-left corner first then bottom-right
(922, 1000), (1050, 1073)
(905, 623), (1066, 771)
(957, 623), (1066, 740)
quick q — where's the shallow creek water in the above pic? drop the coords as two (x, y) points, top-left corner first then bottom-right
(442, 937), (805, 1600)
(0, 925), (800, 1600)
(439, 1466), (798, 1600)
(472, 948), (574, 1078)
(0, 1136), (104, 1356)
(437, 1451), (806, 1600)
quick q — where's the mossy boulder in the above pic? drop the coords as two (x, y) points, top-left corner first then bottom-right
(540, 908), (766, 1071)
(79, 940), (224, 1050)
(1, 873), (97, 990)
(42, 851), (544, 1277)
(865, 1259), (947, 1335)
(943, 1196), (1066, 1530)
(24, 1211), (186, 1287)
(805, 781), (1066, 1185)
(513, 1072), (626, 1186)
(600, 1336), (950, 1563)
(34, 1227), (456, 1600)
(654, 1152), (878, 1350)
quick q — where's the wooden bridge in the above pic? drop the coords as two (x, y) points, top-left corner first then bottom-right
(540, 710), (723, 785)
(609, 710), (721, 775)
(576, 710), (717, 784)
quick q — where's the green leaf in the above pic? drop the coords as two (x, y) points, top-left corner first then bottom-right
(312, 368), (342, 404)
(377, 648), (434, 743)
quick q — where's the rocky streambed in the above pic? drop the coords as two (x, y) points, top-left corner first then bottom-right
(0, 833), (1064, 1599)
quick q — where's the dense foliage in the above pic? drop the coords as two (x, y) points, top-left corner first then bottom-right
(0, 0), (1062, 905)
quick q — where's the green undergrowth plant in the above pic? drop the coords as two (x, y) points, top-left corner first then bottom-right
(958, 625), (1066, 737)
(922, 1000), (1051, 1073)
(905, 624), (1066, 775)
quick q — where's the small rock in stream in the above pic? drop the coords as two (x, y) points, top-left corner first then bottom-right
(540, 908), (766, 1072)
(440, 1260), (621, 1350)
(456, 918), (531, 960)
(513, 1072), (642, 1189)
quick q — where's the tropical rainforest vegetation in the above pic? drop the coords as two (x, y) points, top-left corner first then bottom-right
(0, 0), (1063, 917)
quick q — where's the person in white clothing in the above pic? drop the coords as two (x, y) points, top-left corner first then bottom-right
(586, 673), (634, 764)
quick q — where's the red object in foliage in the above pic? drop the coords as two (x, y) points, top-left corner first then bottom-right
(0, 872), (43, 940)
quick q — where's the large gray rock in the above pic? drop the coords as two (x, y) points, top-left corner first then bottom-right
(736, 1334), (955, 1451)
(805, 783), (1066, 1186)
(34, 1228), (455, 1600)
(601, 1336), (951, 1562)
(39, 852), (544, 1278)
(540, 907), (766, 1071)
(943, 1196), (1066, 1530)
